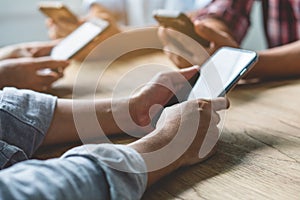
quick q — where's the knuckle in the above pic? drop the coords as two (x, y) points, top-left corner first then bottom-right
(198, 99), (211, 110)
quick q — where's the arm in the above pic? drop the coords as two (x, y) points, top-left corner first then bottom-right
(0, 66), (199, 158)
(0, 98), (228, 200)
(0, 40), (58, 60)
(44, 66), (200, 145)
(245, 40), (300, 79)
(0, 144), (147, 200)
(196, 22), (300, 80)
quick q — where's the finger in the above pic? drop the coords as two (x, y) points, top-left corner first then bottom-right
(211, 97), (230, 111)
(158, 27), (169, 46)
(194, 21), (224, 43)
(45, 18), (54, 27)
(212, 111), (221, 124)
(194, 21), (235, 47)
(48, 26), (60, 40)
(38, 73), (61, 86)
(166, 28), (208, 55)
(163, 44), (194, 66)
(165, 50), (193, 69)
(159, 27), (195, 57)
(31, 57), (70, 70)
(31, 45), (54, 57)
(162, 28), (210, 66)
(48, 23), (68, 39)
(165, 29), (195, 55)
(179, 65), (200, 80)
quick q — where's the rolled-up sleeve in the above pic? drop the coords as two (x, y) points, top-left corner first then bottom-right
(0, 144), (147, 200)
(0, 87), (57, 164)
(195, 0), (255, 44)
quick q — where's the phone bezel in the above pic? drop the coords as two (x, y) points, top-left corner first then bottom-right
(188, 47), (258, 100)
(153, 9), (210, 47)
(50, 19), (110, 60)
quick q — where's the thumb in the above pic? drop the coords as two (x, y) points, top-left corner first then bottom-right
(211, 97), (230, 111)
(179, 65), (200, 80)
(31, 57), (70, 71)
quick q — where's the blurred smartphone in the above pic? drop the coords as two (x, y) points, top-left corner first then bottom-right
(51, 19), (110, 60)
(153, 9), (210, 47)
(188, 47), (258, 100)
(38, 1), (79, 24)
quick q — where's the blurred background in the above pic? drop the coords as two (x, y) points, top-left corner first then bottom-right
(0, 0), (267, 50)
(0, 0), (83, 46)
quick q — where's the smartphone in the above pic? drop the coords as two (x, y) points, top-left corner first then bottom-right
(153, 9), (210, 47)
(188, 47), (258, 100)
(151, 47), (257, 127)
(38, 1), (79, 24)
(51, 19), (110, 60)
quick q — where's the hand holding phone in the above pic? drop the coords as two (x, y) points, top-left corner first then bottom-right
(39, 1), (81, 39)
(153, 9), (210, 47)
(188, 47), (258, 100)
(151, 47), (257, 127)
(38, 1), (79, 24)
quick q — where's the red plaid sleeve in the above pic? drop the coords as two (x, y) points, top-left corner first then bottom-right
(194, 0), (255, 44)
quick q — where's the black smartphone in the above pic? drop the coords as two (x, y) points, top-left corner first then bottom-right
(153, 9), (210, 47)
(187, 47), (258, 100)
(151, 47), (258, 127)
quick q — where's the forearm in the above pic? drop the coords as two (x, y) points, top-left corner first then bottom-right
(245, 40), (300, 79)
(0, 46), (18, 60)
(0, 66), (7, 89)
(44, 98), (138, 145)
(128, 125), (182, 187)
(0, 144), (147, 200)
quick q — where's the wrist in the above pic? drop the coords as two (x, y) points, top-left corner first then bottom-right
(0, 60), (14, 88)
(128, 126), (183, 186)
(97, 98), (153, 136)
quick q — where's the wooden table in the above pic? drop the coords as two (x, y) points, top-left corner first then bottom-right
(39, 50), (300, 199)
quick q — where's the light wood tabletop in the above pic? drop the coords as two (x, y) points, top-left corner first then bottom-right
(38, 50), (300, 200)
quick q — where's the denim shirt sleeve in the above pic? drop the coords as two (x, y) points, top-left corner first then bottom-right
(0, 144), (148, 200)
(0, 87), (57, 167)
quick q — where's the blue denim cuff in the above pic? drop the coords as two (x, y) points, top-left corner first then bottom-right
(0, 140), (28, 169)
(0, 87), (57, 157)
(62, 144), (148, 200)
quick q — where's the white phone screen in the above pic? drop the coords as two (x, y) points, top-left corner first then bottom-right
(51, 20), (109, 60)
(188, 47), (257, 100)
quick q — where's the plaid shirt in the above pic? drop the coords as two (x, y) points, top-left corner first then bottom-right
(195, 0), (300, 48)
